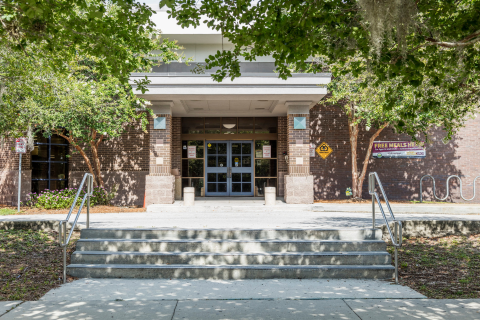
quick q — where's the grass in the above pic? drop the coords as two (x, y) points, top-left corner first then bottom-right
(0, 208), (19, 216)
(388, 233), (480, 299)
(0, 229), (79, 301)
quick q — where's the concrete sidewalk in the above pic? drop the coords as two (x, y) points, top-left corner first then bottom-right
(40, 279), (425, 301)
(2, 210), (480, 229)
(148, 200), (480, 215)
(3, 279), (480, 319)
(2, 299), (480, 319)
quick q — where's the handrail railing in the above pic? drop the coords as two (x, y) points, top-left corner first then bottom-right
(368, 172), (403, 284)
(420, 174), (480, 202)
(58, 173), (93, 283)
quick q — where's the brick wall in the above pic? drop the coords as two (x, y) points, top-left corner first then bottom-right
(172, 117), (182, 176)
(310, 102), (480, 203)
(149, 114), (172, 176)
(0, 139), (32, 204)
(287, 114), (310, 176)
(277, 116), (288, 196)
(68, 119), (149, 206)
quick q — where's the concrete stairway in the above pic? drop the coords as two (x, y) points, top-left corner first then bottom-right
(67, 228), (394, 279)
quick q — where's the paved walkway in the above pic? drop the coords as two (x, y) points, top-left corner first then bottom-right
(2, 210), (480, 229)
(5, 279), (480, 319)
(3, 298), (480, 319)
(40, 279), (425, 301)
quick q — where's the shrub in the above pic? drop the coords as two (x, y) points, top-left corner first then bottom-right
(26, 186), (116, 210)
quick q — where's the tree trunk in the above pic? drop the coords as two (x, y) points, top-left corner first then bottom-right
(58, 133), (97, 186)
(348, 118), (361, 199)
(349, 123), (388, 200)
(89, 130), (106, 191)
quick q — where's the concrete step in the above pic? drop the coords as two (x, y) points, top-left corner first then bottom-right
(67, 264), (395, 279)
(75, 239), (387, 253)
(71, 251), (391, 265)
(80, 228), (383, 241)
(146, 203), (315, 213)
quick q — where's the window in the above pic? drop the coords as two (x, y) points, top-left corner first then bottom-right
(31, 134), (69, 192)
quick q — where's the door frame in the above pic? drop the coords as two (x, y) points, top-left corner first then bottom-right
(204, 140), (254, 197)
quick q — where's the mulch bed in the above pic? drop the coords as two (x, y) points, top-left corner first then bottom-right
(388, 234), (480, 299)
(0, 229), (79, 301)
(0, 205), (146, 215)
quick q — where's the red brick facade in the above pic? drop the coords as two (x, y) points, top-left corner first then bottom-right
(0, 139), (31, 204)
(277, 117), (288, 196)
(68, 119), (150, 206)
(309, 103), (480, 203)
(1, 109), (479, 205)
(287, 114), (310, 176)
(172, 117), (182, 176)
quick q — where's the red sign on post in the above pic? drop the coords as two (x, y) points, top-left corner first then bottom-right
(15, 138), (27, 154)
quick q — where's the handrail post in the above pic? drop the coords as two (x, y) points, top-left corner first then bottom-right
(86, 175), (92, 229)
(372, 195), (375, 228)
(394, 221), (399, 284)
(369, 172), (402, 284)
(368, 173), (375, 228)
(62, 222), (67, 284)
(58, 173), (94, 284)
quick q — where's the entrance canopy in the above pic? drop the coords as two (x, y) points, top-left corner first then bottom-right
(130, 73), (330, 117)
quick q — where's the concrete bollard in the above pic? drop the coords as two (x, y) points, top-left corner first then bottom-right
(265, 187), (276, 206)
(184, 187), (195, 206)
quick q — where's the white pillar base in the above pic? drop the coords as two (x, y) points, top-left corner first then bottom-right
(265, 187), (276, 206)
(183, 187), (195, 206)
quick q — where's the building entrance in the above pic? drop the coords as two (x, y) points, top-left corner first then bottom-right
(205, 141), (253, 196)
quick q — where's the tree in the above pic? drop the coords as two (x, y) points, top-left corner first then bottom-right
(326, 58), (479, 199)
(0, 51), (155, 188)
(0, 0), (172, 89)
(161, 0), (480, 120)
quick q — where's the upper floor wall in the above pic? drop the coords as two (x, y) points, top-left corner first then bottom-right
(147, 2), (276, 66)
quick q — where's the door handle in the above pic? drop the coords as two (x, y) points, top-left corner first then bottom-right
(227, 167), (232, 178)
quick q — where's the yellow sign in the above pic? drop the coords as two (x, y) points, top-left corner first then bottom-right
(208, 143), (212, 148)
(235, 158), (239, 162)
(316, 142), (332, 159)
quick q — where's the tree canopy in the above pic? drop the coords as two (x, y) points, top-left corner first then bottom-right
(161, 0), (480, 118)
(1, 0), (180, 89)
(324, 57), (478, 198)
(0, 50), (154, 187)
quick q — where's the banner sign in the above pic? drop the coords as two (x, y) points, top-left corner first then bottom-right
(187, 146), (196, 158)
(372, 141), (426, 159)
(15, 138), (27, 153)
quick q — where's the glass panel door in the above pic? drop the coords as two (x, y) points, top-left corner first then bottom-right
(205, 140), (254, 196)
(205, 141), (229, 196)
(230, 141), (254, 196)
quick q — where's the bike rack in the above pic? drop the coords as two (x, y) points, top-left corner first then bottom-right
(420, 175), (480, 202)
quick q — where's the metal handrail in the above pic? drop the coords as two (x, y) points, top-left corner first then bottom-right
(58, 173), (93, 283)
(368, 172), (403, 284)
(420, 174), (480, 202)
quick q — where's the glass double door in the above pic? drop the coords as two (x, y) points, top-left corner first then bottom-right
(206, 141), (253, 196)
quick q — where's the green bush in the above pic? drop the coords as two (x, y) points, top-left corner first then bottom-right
(27, 186), (115, 210)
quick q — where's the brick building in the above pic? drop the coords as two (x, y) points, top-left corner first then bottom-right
(1, 7), (479, 206)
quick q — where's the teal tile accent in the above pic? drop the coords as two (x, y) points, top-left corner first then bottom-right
(154, 117), (166, 129)
(294, 117), (306, 129)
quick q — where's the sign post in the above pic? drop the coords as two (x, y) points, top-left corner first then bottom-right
(15, 138), (27, 212)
